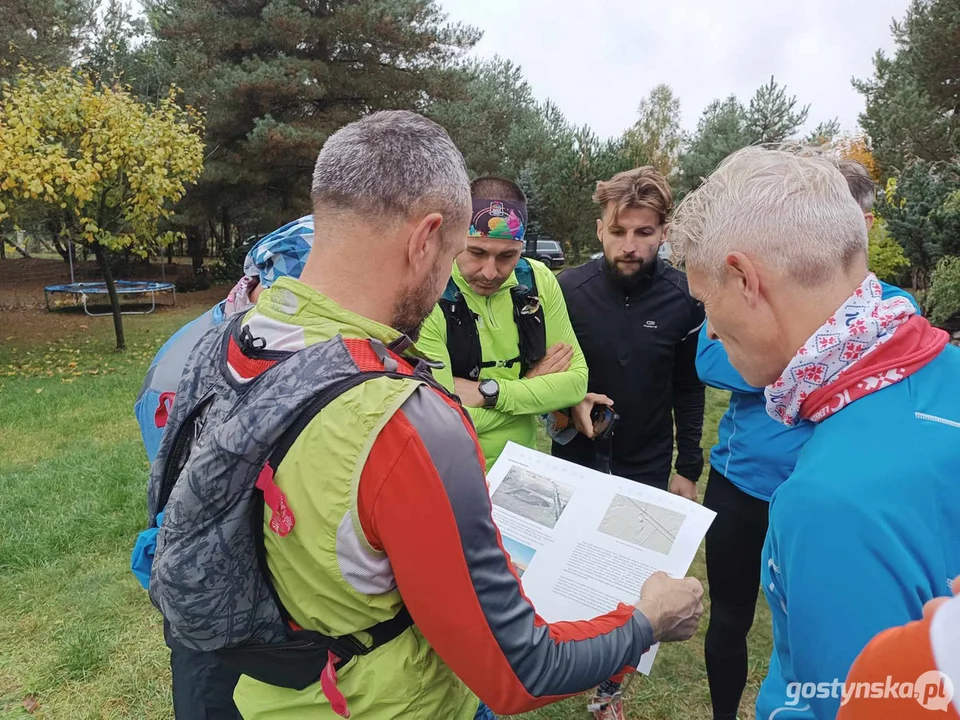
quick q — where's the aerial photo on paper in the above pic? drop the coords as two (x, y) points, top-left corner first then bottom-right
(598, 495), (685, 555)
(492, 465), (574, 530)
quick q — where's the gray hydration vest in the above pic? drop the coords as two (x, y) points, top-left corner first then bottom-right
(147, 315), (439, 689)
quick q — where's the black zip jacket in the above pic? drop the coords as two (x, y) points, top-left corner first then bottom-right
(553, 257), (706, 488)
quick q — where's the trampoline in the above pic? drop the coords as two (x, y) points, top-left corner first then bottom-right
(44, 280), (176, 316)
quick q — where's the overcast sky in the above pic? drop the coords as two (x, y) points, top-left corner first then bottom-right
(439, 0), (912, 139)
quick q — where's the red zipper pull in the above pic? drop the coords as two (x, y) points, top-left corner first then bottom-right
(255, 463), (295, 536)
(320, 651), (350, 718)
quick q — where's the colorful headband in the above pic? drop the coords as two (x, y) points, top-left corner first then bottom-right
(468, 199), (527, 241)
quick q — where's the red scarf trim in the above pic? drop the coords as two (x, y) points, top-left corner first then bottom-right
(801, 316), (948, 423)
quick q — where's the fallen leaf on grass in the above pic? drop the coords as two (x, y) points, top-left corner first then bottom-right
(79, 324), (89, 330)
(35, 388), (43, 394)
(23, 695), (39, 713)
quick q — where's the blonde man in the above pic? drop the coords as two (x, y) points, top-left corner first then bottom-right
(554, 167), (707, 720)
(555, 167), (705, 494)
(671, 146), (959, 720)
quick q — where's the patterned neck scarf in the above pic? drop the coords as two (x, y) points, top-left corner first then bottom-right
(765, 273), (917, 426)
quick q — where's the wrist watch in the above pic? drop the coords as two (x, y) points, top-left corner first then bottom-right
(478, 379), (500, 409)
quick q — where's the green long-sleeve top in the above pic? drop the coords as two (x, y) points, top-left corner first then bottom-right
(417, 259), (588, 470)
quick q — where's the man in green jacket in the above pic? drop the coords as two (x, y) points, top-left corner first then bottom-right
(418, 176), (588, 468)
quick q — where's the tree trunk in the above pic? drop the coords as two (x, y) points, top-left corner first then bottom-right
(187, 229), (205, 274)
(221, 207), (231, 253)
(207, 219), (218, 261)
(93, 243), (126, 350)
(51, 234), (71, 263)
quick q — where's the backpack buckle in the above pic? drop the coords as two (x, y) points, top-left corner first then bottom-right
(519, 296), (541, 315)
(238, 325), (267, 352)
(369, 339), (399, 373)
(330, 633), (369, 665)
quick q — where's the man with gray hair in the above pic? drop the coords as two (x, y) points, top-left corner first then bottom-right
(693, 152), (919, 720)
(672, 146), (960, 720)
(153, 110), (705, 720)
(839, 158), (878, 223)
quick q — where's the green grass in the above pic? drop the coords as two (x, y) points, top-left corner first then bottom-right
(0, 307), (771, 719)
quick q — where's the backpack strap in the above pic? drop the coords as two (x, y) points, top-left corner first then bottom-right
(439, 261), (548, 380)
(439, 279), (484, 380)
(511, 259), (547, 377)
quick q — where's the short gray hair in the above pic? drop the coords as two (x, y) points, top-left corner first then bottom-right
(311, 110), (470, 233)
(671, 146), (868, 287)
(838, 159), (876, 213)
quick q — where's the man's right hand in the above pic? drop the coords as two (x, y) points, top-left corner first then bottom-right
(634, 571), (704, 643)
(570, 393), (614, 439)
(525, 343), (573, 379)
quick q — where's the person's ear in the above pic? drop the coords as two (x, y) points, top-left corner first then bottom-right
(596, 219), (603, 244)
(724, 252), (761, 306)
(864, 212), (875, 231)
(407, 213), (444, 271)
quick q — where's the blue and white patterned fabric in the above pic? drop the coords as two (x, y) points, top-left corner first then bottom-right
(243, 215), (315, 288)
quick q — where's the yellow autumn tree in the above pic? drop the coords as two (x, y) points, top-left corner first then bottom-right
(0, 67), (205, 349)
(836, 132), (880, 182)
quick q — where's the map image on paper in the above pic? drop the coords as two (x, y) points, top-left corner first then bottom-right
(598, 495), (685, 555)
(492, 465), (574, 529)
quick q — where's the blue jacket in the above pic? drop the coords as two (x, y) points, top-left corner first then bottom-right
(131, 215), (315, 589)
(134, 302), (227, 464)
(696, 282), (920, 501)
(756, 342), (960, 720)
(130, 303), (225, 589)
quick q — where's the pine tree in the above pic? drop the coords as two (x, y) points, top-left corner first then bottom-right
(145, 0), (479, 246)
(805, 118), (841, 146)
(427, 57), (543, 179)
(516, 164), (544, 242)
(854, 0), (960, 176)
(745, 76), (809, 145)
(678, 96), (751, 191)
(0, 0), (96, 76)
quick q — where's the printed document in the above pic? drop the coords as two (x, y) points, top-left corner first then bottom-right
(487, 441), (717, 674)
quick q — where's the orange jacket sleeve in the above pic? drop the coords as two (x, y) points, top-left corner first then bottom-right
(838, 594), (959, 720)
(356, 385), (655, 716)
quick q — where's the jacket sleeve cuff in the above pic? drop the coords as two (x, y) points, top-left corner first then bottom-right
(675, 457), (704, 482)
(631, 607), (655, 655)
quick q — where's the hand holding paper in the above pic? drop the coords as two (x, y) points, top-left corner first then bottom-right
(486, 442), (716, 674)
(634, 572), (704, 643)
